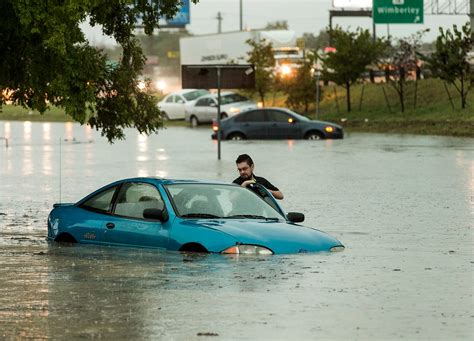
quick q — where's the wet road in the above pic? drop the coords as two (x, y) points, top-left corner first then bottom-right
(0, 122), (473, 340)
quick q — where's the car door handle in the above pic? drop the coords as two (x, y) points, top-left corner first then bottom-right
(106, 222), (115, 229)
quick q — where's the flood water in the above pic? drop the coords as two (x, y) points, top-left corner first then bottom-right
(0, 121), (472, 340)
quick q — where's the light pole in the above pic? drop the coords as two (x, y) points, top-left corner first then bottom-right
(239, 0), (243, 31)
(315, 69), (321, 120)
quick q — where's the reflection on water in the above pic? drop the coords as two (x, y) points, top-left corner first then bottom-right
(0, 122), (473, 340)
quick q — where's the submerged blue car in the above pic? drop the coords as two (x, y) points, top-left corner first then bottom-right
(47, 178), (344, 255)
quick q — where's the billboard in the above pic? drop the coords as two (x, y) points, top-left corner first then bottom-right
(136, 0), (190, 28)
(332, 0), (372, 8)
(161, 0), (190, 27)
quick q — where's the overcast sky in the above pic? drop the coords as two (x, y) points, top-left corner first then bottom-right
(84, 0), (470, 46)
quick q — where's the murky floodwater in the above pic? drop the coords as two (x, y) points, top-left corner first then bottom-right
(0, 121), (472, 340)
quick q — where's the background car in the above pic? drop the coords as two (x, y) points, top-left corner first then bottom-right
(211, 107), (344, 140)
(158, 89), (209, 120)
(47, 178), (344, 255)
(185, 92), (257, 126)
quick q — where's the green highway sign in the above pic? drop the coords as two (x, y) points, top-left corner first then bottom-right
(373, 0), (424, 24)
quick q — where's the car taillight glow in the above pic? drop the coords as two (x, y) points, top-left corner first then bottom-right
(212, 121), (219, 132)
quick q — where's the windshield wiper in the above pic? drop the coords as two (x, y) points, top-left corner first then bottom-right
(226, 214), (279, 221)
(181, 213), (222, 219)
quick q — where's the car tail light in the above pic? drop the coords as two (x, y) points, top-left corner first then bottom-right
(212, 120), (219, 132)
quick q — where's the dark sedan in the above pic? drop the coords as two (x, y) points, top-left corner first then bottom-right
(211, 108), (343, 140)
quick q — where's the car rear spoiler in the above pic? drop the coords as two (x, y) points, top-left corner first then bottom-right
(53, 203), (75, 208)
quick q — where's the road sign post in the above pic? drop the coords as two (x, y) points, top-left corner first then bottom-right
(373, 0), (424, 24)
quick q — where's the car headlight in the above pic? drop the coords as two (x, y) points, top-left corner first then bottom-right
(324, 126), (334, 133)
(221, 244), (273, 255)
(329, 245), (345, 252)
(229, 107), (241, 114)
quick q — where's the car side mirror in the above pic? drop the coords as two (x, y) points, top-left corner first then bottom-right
(143, 208), (168, 222)
(177, 99), (185, 104)
(210, 102), (217, 107)
(287, 212), (304, 223)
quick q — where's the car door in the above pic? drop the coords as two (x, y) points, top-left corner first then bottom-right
(235, 110), (268, 139)
(104, 182), (169, 249)
(265, 109), (302, 139)
(168, 95), (186, 119)
(76, 185), (120, 244)
(194, 97), (217, 122)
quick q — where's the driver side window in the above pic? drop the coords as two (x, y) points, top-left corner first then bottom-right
(114, 183), (165, 219)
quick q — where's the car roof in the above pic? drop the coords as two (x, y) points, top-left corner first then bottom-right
(166, 89), (209, 96)
(110, 177), (235, 186)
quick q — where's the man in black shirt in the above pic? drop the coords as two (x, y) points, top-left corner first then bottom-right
(232, 154), (284, 200)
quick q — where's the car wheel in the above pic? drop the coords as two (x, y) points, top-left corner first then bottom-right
(228, 132), (245, 140)
(220, 112), (228, 119)
(190, 116), (199, 127)
(161, 112), (169, 120)
(305, 131), (324, 140)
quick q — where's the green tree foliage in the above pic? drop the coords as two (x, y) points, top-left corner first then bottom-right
(422, 23), (473, 109)
(284, 53), (318, 114)
(0, 0), (197, 142)
(302, 30), (330, 51)
(385, 30), (427, 112)
(264, 21), (289, 30)
(246, 38), (275, 106)
(320, 27), (388, 112)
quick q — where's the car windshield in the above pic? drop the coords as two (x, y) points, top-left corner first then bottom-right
(182, 90), (209, 101)
(165, 183), (284, 220)
(220, 93), (248, 105)
(286, 110), (311, 122)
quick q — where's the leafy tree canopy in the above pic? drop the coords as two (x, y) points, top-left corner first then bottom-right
(421, 23), (473, 109)
(264, 21), (289, 30)
(320, 26), (388, 111)
(0, 0), (198, 142)
(246, 38), (275, 106)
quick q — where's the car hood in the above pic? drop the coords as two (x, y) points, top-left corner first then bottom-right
(182, 218), (343, 254)
(308, 119), (343, 129)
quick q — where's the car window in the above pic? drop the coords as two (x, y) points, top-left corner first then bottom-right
(114, 182), (165, 220)
(266, 110), (292, 123)
(221, 93), (248, 105)
(165, 183), (284, 219)
(165, 96), (174, 103)
(182, 90), (209, 101)
(235, 110), (265, 122)
(80, 186), (117, 213)
(196, 97), (210, 106)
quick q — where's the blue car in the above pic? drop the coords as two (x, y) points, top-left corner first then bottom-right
(211, 107), (344, 140)
(47, 178), (344, 255)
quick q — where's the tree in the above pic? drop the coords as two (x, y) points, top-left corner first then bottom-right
(421, 23), (473, 109)
(285, 53), (318, 114)
(302, 30), (330, 51)
(319, 27), (388, 112)
(264, 21), (289, 30)
(0, 0), (197, 142)
(385, 30), (427, 112)
(246, 38), (275, 106)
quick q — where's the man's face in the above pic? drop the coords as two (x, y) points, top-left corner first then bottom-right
(237, 161), (254, 180)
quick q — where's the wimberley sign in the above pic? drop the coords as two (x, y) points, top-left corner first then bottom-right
(373, 0), (424, 24)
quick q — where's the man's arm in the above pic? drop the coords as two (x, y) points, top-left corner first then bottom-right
(269, 189), (284, 200)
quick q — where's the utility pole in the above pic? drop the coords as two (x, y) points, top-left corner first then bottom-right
(470, 0), (474, 39)
(216, 12), (223, 34)
(239, 0), (243, 31)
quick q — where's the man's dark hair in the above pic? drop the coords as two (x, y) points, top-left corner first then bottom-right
(236, 154), (254, 166)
